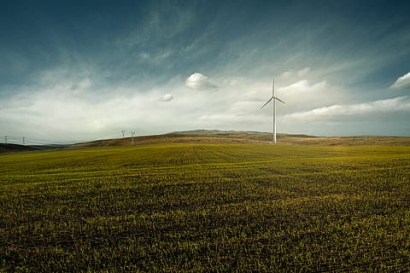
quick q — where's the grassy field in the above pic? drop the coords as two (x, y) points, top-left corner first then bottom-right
(1, 143), (410, 272)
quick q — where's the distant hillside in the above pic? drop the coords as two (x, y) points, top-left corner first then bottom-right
(72, 132), (269, 149)
(0, 143), (39, 153)
(171, 129), (267, 135)
(72, 130), (410, 148)
(0, 143), (73, 154)
(29, 144), (72, 150)
(173, 129), (316, 138)
(4, 131), (409, 152)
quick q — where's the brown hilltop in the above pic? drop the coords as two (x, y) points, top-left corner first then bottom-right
(3, 131), (408, 153)
(72, 131), (410, 148)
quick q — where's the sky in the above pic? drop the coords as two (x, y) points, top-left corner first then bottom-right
(1, 0), (410, 144)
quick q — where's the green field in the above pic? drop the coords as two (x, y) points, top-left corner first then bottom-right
(1, 143), (410, 272)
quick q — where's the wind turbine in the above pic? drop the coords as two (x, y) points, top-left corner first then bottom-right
(261, 78), (285, 144)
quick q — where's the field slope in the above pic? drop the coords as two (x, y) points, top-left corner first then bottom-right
(72, 131), (410, 148)
(1, 143), (410, 272)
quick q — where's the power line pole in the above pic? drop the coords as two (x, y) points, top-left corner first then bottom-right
(23, 137), (25, 145)
(4, 136), (7, 144)
(122, 130), (125, 138)
(131, 132), (135, 144)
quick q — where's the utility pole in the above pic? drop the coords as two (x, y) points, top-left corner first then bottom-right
(131, 132), (135, 144)
(122, 130), (125, 138)
(4, 136), (7, 144)
(23, 137), (25, 145)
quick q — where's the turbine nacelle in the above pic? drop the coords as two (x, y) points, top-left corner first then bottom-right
(261, 96), (285, 109)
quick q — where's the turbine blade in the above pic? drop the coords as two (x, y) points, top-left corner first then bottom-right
(272, 78), (275, 94)
(261, 97), (273, 109)
(274, 96), (286, 104)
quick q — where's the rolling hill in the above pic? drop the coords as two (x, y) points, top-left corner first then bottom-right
(2, 130), (409, 153)
(72, 130), (410, 148)
(0, 143), (39, 153)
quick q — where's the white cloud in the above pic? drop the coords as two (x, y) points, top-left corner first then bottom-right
(278, 71), (293, 79)
(185, 72), (217, 90)
(278, 67), (310, 80)
(297, 67), (310, 77)
(158, 94), (173, 102)
(284, 96), (410, 122)
(277, 79), (344, 112)
(391, 72), (410, 89)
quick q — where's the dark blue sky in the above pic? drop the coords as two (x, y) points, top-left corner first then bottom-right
(1, 0), (409, 142)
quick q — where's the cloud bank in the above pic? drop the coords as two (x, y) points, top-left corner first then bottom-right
(391, 72), (410, 89)
(284, 96), (410, 122)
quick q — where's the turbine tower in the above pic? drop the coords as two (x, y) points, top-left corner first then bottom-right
(261, 78), (285, 144)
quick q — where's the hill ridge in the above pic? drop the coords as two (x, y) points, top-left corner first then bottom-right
(72, 131), (410, 149)
(3, 130), (410, 153)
